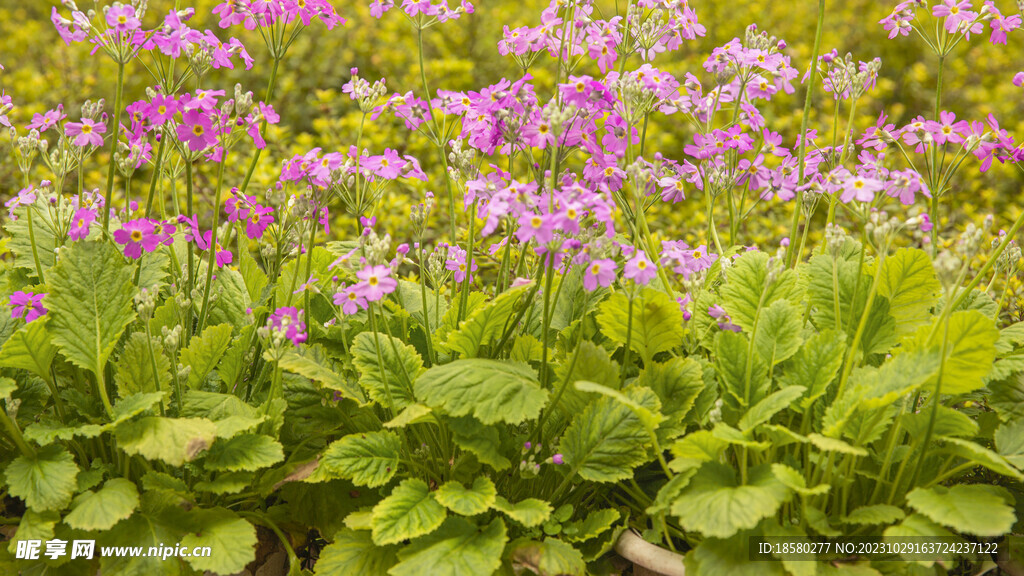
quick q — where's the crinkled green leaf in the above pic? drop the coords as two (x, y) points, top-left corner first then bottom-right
(322, 431), (402, 488)
(47, 241), (136, 378)
(65, 478), (139, 531)
(194, 472), (253, 495)
(492, 496), (551, 528)
(180, 507), (257, 575)
(447, 416), (511, 471)
(638, 356), (703, 436)
(753, 299), (803, 365)
(739, 386), (806, 432)
(906, 485), (1015, 537)
(715, 330), (769, 411)
(596, 288), (683, 363)
(779, 330), (846, 411)
(807, 433), (867, 456)
(435, 476), (496, 516)
(939, 437), (1024, 481)
(115, 416), (217, 466)
(901, 406), (978, 440)
(671, 462), (790, 539)
(7, 509), (59, 555)
(414, 359), (546, 425)
(446, 282), (533, 358)
(316, 528), (398, 576)
(995, 420), (1024, 469)
(507, 537), (586, 576)
(352, 331), (423, 410)
(202, 265), (251, 329)
(384, 404), (434, 428)
(279, 346), (366, 405)
(562, 508), (619, 543)
(722, 250), (800, 333)
(178, 323), (232, 390)
(0, 318), (56, 377)
(390, 517), (507, 576)
(560, 386), (655, 482)
(204, 434), (283, 472)
(843, 504), (905, 526)
(771, 463), (829, 497)
(905, 310), (999, 395)
(115, 332), (172, 396)
(4, 444), (79, 512)
(371, 478), (447, 546)
(878, 248), (940, 335)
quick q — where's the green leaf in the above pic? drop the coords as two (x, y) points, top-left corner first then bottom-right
(371, 478), (447, 546)
(447, 416), (511, 471)
(435, 476), (497, 516)
(722, 250), (800, 333)
(843, 504), (905, 526)
(203, 265), (251, 329)
(446, 282), (533, 357)
(315, 528), (398, 576)
(669, 430), (728, 473)
(414, 359), (547, 425)
(390, 517), (507, 576)
(194, 472), (254, 495)
(47, 241), (136, 378)
(4, 444), (79, 512)
(7, 509), (59, 555)
(5, 195), (59, 271)
(596, 288), (683, 363)
(178, 323), (233, 390)
(906, 485), (1015, 537)
(671, 462), (790, 539)
(352, 331), (423, 411)
(552, 340), (621, 417)
(115, 416), (217, 466)
(0, 377), (15, 403)
(739, 386), (806, 432)
(904, 310), (999, 395)
(238, 248), (268, 302)
(397, 280), (448, 333)
(995, 420), (1024, 468)
(279, 347), (366, 405)
(573, 381), (663, 431)
(715, 330), (769, 410)
(638, 356), (703, 438)
(771, 463), (829, 497)
(878, 248), (940, 335)
(779, 330), (846, 411)
(807, 433), (867, 456)
(938, 437), (1024, 481)
(384, 404), (434, 429)
(563, 508), (619, 543)
(689, 536), (785, 576)
(492, 496), (551, 528)
(753, 300), (803, 365)
(901, 406), (979, 440)
(180, 507), (257, 575)
(560, 386), (655, 482)
(204, 434), (284, 472)
(0, 318), (56, 377)
(507, 537), (586, 576)
(883, 513), (959, 563)
(322, 431), (402, 488)
(115, 332), (172, 396)
(64, 478), (139, 531)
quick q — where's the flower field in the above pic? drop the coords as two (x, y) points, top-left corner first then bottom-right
(2, 1), (1024, 575)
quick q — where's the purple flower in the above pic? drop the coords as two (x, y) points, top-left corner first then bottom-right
(106, 4), (142, 32)
(10, 291), (47, 323)
(268, 307), (307, 347)
(68, 207), (96, 241)
(1015, 72), (1024, 87)
(445, 244), (477, 283)
(354, 265), (398, 302)
(5, 186), (36, 219)
(176, 108), (216, 151)
(708, 305), (741, 332)
(552, 454), (564, 465)
(65, 118), (106, 147)
(26, 105), (66, 132)
(583, 258), (616, 291)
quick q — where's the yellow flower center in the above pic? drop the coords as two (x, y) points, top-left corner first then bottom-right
(590, 264), (601, 274)
(369, 276), (379, 286)
(130, 230), (142, 242)
(193, 125), (204, 136)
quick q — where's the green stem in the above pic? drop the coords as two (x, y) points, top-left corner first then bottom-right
(0, 401), (33, 458)
(195, 152), (228, 335)
(953, 210), (1024, 310)
(103, 61), (126, 232)
(907, 307), (952, 489)
(834, 251), (885, 399)
(184, 161), (196, 344)
(786, 0), (826, 268)
(25, 205), (46, 284)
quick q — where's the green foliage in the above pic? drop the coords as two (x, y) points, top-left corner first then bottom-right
(371, 478), (447, 546)
(414, 359), (548, 425)
(597, 288), (684, 363)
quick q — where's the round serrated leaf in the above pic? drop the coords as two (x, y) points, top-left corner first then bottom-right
(906, 485), (1015, 537)
(115, 416), (217, 466)
(321, 431), (402, 488)
(493, 496), (552, 528)
(390, 517), (507, 576)
(371, 478), (447, 546)
(435, 477), (497, 516)
(65, 478), (139, 531)
(180, 507), (257, 575)
(315, 528), (398, 576)
(413, 359), (547, 425)
(4, 445), (79, 512)
(204, 434), (284, 472)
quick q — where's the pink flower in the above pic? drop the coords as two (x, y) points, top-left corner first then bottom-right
(68, 207), (96, 241)
(932, 0), (974, 33)
(26, 105), (66, 132)
(333, 284), (368, 315)
(176, 109), (216, 151)
(708, 304), (741, 332)
(624, 253), (657, 285)
(839, 174), (883, 204)
(106, 4), (141, 33)
(245, 205), (275, 239)
(445, 244), (477, 283)
(5, 186), (36, 219)
(583, 258), (616, 291)
(65, 118), (106, 147)
(9, 291), (47, 323)
(114, 218), (161, 259)
(268, 307), (307, 346)
(354, 265), (398, 302)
